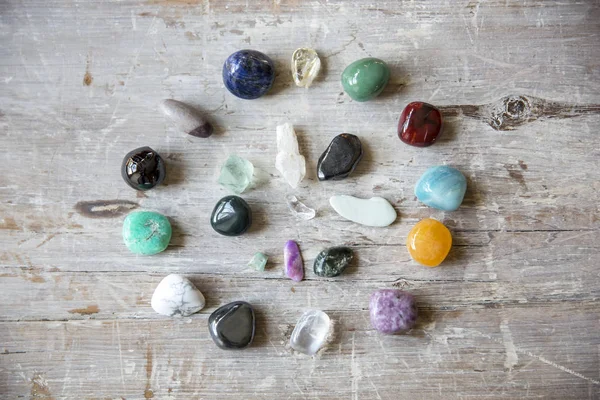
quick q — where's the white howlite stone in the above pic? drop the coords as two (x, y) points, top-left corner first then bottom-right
(329, 195), (397, 227)
(275, 123), (306, 188)
(151, 274), (205, 317)
(290, 310), (331, 355)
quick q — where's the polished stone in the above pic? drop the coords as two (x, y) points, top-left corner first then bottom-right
(291, 47), (321, 88)
(160, 99), (213, 138)
(122, 211), (171, 255)
(151, 274), (205, 317)
(370, 289), (418, 334)
(285, 194), (316, 220)
(329, 195), (397, 227)
(398, 102), (443, 147)
(415, 166), (467, 211)
(406, 218), (452, 267)
(208, 301), (255, 349)
(121, 147), (166, 191)
(290, 310), (331, 355)
(284, 240), (304, 282)
(248, 252), (268, 271)
(317, 134), (363, 181)
(275, 123), (306, 188)
(313, 247), (353, 277)
(217, 154), (254, 194)
(210, 196), (252, 236)
(223, 50), (275, 99)
(341, 58), (390, 102)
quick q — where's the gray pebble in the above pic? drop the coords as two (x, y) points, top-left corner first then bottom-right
(160, 99), (213, 138)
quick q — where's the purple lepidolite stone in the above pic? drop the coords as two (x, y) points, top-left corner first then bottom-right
(369, 289), (418, 334)
(284, 240), (304, 282)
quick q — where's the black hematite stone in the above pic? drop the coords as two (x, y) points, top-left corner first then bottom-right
(208, 301), (255, 350)
(210, 196), (252, 236)
(121, 146), (166, 191)
(313, 247), (354, 277)
(317, 134), (363, 181)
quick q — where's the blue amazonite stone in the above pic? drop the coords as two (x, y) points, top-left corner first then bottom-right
(415, 166), (467, 211)
(223, 50), (275, 99)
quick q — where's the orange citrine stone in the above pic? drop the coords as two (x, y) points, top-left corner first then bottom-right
(406, 218), (452, 267)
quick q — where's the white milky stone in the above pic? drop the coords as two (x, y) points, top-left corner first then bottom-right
(275, 123), (306, 188)
(290, 310), (331, 355)
(151, 274), (205, 317)
(291, 48), (321, 88)
(329, 195), (397, 227)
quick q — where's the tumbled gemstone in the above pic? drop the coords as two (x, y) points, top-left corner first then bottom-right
(218, 154), (254, 194)
(290, 310), (331, 355)
(415, 166), (467, 211)
(151, 274), (205, 317)
(398, 102), (443, 147)
(317, 134), (363, 181)
(286, 195), (316, 220)
(341, 58), (390, 102)
(210, 196), (252, 236)
(406, 218), (452, 267)
(160, 99), (213, 138)
(284, 240), (304, 282)
(291, 48), (321, 88)
(370, 289), (418, 334)
(275, 123), (306, 188)
(329, 195), (397, 227)
(208, 301), (255, 349)
(248, 252), (268, 271)
(122, 211), (172, 255)
(121, 147), (166, 191)
(313, 247), (353, 277)
(223, 50), (275, 100)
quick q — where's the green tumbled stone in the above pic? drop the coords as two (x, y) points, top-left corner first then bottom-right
(313, 247), (354, 277)
(341, 58), (390, 102)
(248, 252), (268, 271)
(122, 211), (172, 255)
(218, 154), (254, 194)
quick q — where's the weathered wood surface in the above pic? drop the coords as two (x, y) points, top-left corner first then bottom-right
(1, 0), (599, 398)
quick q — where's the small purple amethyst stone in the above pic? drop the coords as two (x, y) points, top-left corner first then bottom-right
(284, 240), (304, 282)
(369, 289), (418, 334)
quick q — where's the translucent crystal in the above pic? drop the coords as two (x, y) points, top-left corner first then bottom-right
(291, 48), (321, 88)
(275, 123), (306, 189)
(248, 252), (268, 271)
(290, 310), (331, 355)
(285, 194), (315, 220)
(218, 154), (254, 194)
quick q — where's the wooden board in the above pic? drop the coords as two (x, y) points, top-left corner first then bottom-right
(1, 0), (599, 398)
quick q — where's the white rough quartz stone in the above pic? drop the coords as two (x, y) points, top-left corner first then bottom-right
(275, 123), (306, 188)
(329, 195), (397, 227)
(291, 48), (321, 88)
(151, 274), (205, 317)
(290, 310), (331, 355)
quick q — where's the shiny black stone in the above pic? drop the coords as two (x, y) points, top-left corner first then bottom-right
(121, 146), (166, 191)
(210, 196), (252, 236)
(317, 134), (363, 181)
(208, 301), (255, 349)
(313, 247), (354, 277)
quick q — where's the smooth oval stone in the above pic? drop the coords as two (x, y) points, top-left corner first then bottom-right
(406, 218), (452, 267)
(290, 310), (331, 355)
(208, 301), (255, 349)
(313, 247), (354, 277)
(223, 50), (275, 100)
(210, 196), (252, 236)
(415, 166), (467, 211)
(341, 58), (390, 102)
(284, 240), (304, 282)
(160, 99), (213, 138)
(121, 146), (166, 191)
(291, 47), (321, 88)
(370, 289), (418, 334)
(329, 195), (396, 227)
(151, 274), (205, 317)
(122, 211), (172, 255)
(398, 101), (443, 147)
(317, 134), (363, 181)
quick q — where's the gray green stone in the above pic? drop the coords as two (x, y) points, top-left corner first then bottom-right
(122, 211), (172, 255)
(248, 252), (268, 271)
(313, 247), (354, 277)
(341, 58), (390, 102)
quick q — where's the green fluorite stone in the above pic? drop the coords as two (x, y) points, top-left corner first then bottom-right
(122, 211), (172, 255)
(248, 252), (268, 271)
(341, 58), (390, 102)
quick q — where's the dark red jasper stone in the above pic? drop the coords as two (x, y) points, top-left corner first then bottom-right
(398, 102), (443, 147)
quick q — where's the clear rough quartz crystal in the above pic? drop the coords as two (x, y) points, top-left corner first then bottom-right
(275, 123), (306, 188)
(248, 252), (268, 271)
(291, 48), (321, 88)
(218, 154), (254, 194)
(285, 194), (315, 220)
(290, 310), (331, 355)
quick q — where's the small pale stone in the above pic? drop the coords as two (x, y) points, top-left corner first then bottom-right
(291, 48), (321, 88)
(290, 310), (331, 355)
(284, 240), (304, 282)
(218, 154), (254, 194)
(160, 99), (213, 138)
(275, 123), (306, 189)
(329, 195), (397, 227)
(248, 252), (268, 271)
(151, 274), (205, 317)
(285, 194), (316, 220)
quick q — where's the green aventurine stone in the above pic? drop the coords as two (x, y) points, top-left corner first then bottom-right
(122, 211), (172, 255)
(313, 247), (354, 277)
(248, 252), (268, 271)
(341, 58), (390, 102)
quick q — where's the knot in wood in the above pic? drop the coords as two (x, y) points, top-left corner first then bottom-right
(489, 95), (531, 130)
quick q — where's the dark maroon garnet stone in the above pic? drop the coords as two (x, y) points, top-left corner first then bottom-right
(398, 102), (443, 147)
(121, 146), (166, 191)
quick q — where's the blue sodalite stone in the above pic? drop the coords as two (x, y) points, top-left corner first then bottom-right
(222, 50), (275, 100)
(415, 166), (467, 211)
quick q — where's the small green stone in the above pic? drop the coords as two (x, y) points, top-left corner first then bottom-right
(341, 58), (390, 102)
(218, 154), (254, 194)
(248, 252), (268, 271)
(122, 211), (172, 255)
(314, 247), (354, 277)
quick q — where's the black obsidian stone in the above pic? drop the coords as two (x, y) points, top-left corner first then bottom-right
(210, 196), (252, 236)
(313, 247), (354, 277)
(121, 146), (166, 191)
(317, 134), (363, 181)
(208, 301), (255, 349)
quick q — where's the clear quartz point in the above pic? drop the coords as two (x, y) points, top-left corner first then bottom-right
(286, 194), (316, 220)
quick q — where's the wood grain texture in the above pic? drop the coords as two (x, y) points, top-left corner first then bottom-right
(1, 0), (599, 399)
